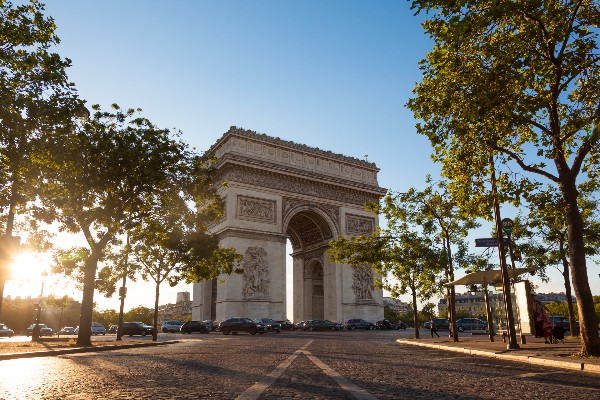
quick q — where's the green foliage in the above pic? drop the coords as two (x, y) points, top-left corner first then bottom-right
(35, 104), (198, 344)
(124, 306), (154, 325)
(408, 0), (600, 356)
(93, 308), (119, 328)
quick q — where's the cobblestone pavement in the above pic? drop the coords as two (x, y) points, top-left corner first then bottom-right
(0, 330), (599, 399)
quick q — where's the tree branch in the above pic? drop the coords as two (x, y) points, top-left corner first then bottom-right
(489, 143), (559, 182)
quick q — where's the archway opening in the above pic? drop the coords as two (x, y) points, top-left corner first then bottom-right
(285, 210), (333, 322)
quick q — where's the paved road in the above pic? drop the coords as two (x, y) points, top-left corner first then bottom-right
(0, 330), (598, 399)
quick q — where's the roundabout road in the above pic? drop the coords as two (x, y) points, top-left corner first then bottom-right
(0, 329), (598, 399)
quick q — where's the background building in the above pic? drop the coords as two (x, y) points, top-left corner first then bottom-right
(157, 291), (192, 324)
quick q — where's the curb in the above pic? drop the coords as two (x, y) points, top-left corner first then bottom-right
(0, 340), (180, 361)
(396, 339), (600, 374)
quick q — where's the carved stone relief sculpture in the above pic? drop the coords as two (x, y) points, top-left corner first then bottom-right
(346, 214), (374, 235)
(242, 247), (270, 298)
(352, 265), (374, 300)
(237, 195), (276, 223)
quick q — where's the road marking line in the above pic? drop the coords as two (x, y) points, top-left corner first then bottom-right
(236, 341), (312, 400)
(301, 351), (377, 400)
(236, 340), (377, 400)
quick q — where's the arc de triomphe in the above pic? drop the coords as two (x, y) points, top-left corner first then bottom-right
(192, 127), (386, 323)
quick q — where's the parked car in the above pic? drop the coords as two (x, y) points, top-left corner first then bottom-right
(91, 322), (106, 335)
(276, 319), (295, 331)
(456, 318), (488, 332)
(58, 326), (76, 335)
(180, 320), (209, 334)
(254, 318), (281, 333)
(108, 325), (118, 334)
(0, 323), (14, 337)
(161, 320), (184, 333)
(121, 321), (155, 336)
(393, 320), (407, 330)
(26, 323), (53, 337)
(549, 316), (579, 333)
(203, 320), (218, 331)
(301, 319), (340, 331)
(218, 318), (267, 335)
(294, 321), (306, 330)
(344, 318), (375, 330)
(423, 318), (450, 330)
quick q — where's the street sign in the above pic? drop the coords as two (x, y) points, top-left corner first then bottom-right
(475, 237), (509, 247)
(502, 218), (514, 233)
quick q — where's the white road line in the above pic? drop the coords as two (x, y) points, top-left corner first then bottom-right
(235, 352), (300, 400)
(236, 340), (377, 400)
(300, 351), (377, 400)
(236, 341), (313, 400)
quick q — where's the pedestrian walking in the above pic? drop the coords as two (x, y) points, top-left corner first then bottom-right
(537, 311), (553, 344)
(430, 318), (439, 338)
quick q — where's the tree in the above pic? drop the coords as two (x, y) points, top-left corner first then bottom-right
(408, 0), (600, 356)
(37, 104), (194, 346)
(516, 185), (600, 335)
(45, 295), (72, 336)
(390, 179), (477, 341)
(0, 0), (80, 316)
(124, 306), (154, 325)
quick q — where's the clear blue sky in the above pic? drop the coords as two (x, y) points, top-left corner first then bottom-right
(7, 1), (595, 313)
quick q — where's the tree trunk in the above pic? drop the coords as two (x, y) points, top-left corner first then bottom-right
(411, 287), (420, 339)
(153, 277), (160, 342)
(77, 254), (99, 346)
(562, 180), (600, 356)
(443, 235), (459, 342)
(560, 253), (577, 336)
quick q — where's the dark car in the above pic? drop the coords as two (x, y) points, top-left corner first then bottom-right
(218, 318), (266, 335)
(376, 319), (406, 330)
(108, 325), (118, 334)
(121, 322), (155, 336)
(26, 323), (53, 337)
(276, 319), (295, 331)
(301, 319), (340, 331)
(203, 320), (218, 331)
(294, 321), (306, 330)
(0, 323), (14, 337)
(456, 318), (488, 332)
(423, 318), (450, 330)
(344, 318), (375, 330)
(180, 320), (209, 334)
(548, 316), (579, 333)
(254, 318), (281, 333)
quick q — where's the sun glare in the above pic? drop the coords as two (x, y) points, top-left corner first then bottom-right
(3, 252), (52, 299)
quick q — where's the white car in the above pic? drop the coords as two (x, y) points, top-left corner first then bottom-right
(91, 322), (106, 335)
(161, 320), (183, 333)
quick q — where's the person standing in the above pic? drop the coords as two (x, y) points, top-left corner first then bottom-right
(537, 311), (553, 344)
(430, 318), (440, 338)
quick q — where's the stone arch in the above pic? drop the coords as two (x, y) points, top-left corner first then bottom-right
(191, 127), (386, 323)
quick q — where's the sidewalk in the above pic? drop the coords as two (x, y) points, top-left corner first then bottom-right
(397, 334), (600, 374)
(0, 337), (178, 361)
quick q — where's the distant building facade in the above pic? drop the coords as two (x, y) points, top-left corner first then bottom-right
(157, 292), (192, 324)
(383, 297), (411, 315)
(437, 291), (574, 317)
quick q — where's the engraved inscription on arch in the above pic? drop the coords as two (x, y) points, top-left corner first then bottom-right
(346, 214), (374, 235)
(237, 195), (276, 224)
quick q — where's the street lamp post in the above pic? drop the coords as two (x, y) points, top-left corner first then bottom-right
(490, 154), (520, 350)
(116, 233), (130, 341)
(32, 270), (48, 342)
